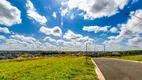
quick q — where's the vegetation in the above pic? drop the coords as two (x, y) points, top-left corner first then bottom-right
(0, 56), (98, 80)
(90, 50), (142, 57)
(118, 50), (142, 55)
(105, 56), (142, 62)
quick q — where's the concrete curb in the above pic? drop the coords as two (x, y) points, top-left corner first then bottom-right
(102, 58), (142, 63)
(91, 58), (106, 80)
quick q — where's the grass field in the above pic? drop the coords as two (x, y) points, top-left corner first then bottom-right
(0, 56), (98, 80)
(105, 56), (142, 62)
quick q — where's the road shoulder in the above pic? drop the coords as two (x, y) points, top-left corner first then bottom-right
(91, 58), (106, 80)
(101, 57), (142, 63)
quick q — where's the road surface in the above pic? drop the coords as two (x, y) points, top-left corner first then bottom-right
(93, 58), (142, 80)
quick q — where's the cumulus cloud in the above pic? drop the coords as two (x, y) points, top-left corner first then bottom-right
(0, 34), (98, 51)
(121, 9), (142, 34)
(11, 34), (36, 43)
(83, 26), (109, 33)
(114, 9), (142, 42)
(26, 0), (47, 25)
(39, 30), (94, 50)
(52, 12), (57, 18)
(43, 36), (94, 51)
(0, 38), (43, 51)
(43, 37), (64, 45)
(110, 27), (118, 33)
(127, 36), (142, 47)
(61, 0), (128, 20)
(104, 9), (142, 45)
(0, 27), (10, 34)
(44, 37), (56, 43)
(107, 9), (142, 43)
(39, 26), (62, 37)
(63, 30), (93, 42)
(0, 34), (45, 50)
(0, 0), (21, 26)
(0, 35), (6, 40)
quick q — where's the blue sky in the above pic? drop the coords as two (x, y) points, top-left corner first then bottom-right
(0, 0), (142, 51)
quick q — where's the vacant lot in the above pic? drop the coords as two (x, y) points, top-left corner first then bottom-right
(0, 56), (98, 80)
(105, 56), (142, 62)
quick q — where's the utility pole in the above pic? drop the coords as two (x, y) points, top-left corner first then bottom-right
(86, 43), (88, 63)
(9, 42), (12, 51)
(104, 45), (105, 54)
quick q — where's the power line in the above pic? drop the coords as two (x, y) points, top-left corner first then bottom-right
(103, 13), (142, 51)
(116, 17), (142, 41)
(126, 12), (142, 21)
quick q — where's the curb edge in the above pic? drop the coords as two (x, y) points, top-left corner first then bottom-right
(91, 58), (106, 80)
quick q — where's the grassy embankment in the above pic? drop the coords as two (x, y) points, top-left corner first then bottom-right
(105, 56), (142, 62)
(0, 56), (98, 80)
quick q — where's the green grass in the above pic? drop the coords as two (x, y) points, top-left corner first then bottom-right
(0, 56), (98, 80)
(105, 56), (142, 62)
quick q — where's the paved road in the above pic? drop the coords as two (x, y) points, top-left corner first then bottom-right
(93, 58), (142, 80)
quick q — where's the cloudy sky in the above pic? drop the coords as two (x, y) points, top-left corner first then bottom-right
(0, 0), (142, 51)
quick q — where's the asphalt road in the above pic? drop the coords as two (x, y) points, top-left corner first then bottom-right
(93, 58), (142, 80)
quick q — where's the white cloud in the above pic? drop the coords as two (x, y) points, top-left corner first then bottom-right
(52, 12), (57, 18)
(116, 9), (142, 42)
(0, 0), (21, 26)
(0, 34), (45, 51)
(44, 37), (56, 43)
(63, 30), (93, 42)
(0, 27), (10, 34)
(11, 34), (36, 43)
(127, 36), (142, 47)
(44, 37), (65, 45)
(110, 27), (118, 33)
(0, 38), (53, 51)
(83, 26), (109, 33)
(0, 35), (6, 40)
(132, 0), (138, 4)
(40, 26), (62, 37)
(63, 41), (84, 47)
(0, 38), (43, 51)
(43, 36), (94, 51)
(121, 9), (142, 34)
(110, 9), (142, 42)
(104, 9), (142, 45)
(26, 0), (47, 25)
(64, 30), (81, 40)
(70, 14), (75, 19)
(0, 34), (101, 51)
(61, 0), (128, 20)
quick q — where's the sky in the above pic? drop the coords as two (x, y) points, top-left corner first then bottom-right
(0, 0), (142, 51)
